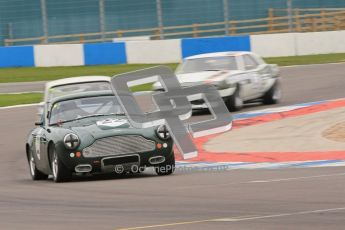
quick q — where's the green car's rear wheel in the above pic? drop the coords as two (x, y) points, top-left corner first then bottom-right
(51, 148), (72, 183)
(28, 150), (48, 180)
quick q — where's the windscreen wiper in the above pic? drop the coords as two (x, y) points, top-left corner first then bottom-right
(204, 69), (222, 71)
(50, 114), (107, 125)
(50, 113), (127, 126)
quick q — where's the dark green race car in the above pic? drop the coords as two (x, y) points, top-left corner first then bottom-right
(26, 91), (175, 182)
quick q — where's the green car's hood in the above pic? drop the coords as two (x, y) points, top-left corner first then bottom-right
(59, 117), (157, 149)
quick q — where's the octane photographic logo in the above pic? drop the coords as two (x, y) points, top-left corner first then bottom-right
(111, 66), (232, 159)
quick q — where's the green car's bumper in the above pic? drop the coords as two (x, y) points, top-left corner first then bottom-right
(56, 137), (174, 174)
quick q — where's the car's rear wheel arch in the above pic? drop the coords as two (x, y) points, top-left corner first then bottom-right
(225, 84), (243, 112)
(263, 80), (281, 105)
(236, 83), (243, 96)
(25, 144), (30, 161)
(27, 143), (48, 180)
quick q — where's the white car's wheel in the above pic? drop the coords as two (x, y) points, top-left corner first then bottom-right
(28, 150), (48, 180)
(225, 88), (243, 112)
(263, 81), (282, 105)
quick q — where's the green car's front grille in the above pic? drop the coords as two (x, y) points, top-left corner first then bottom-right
(82, 135), (156, 158)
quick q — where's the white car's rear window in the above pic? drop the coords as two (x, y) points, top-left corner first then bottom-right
(47, 82), (111, 101)
(177, 56), (238, 74)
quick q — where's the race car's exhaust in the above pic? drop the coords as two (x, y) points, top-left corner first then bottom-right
(149, 156), (165, 165)
(75, 164), (92, 173)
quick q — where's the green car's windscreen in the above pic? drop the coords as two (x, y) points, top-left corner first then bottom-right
(49, 96), (124, 125)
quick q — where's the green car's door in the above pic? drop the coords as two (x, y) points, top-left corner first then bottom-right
(32, 126), (50, 173)
(31, 128), (45, 171)
(39, 127), (51, 173)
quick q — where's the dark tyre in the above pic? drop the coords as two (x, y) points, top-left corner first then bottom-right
(225, 87), (243, 112)
(50, 148), (72, 183)
(155, 153), (175, 176)
(28, 150), (48, 180)
(263, 81), (282, 105)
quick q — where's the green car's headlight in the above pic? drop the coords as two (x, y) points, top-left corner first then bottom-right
(63, 133), (80, 150)
(156, 125), (171, 140)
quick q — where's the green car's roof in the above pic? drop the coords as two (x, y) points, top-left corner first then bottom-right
(49, 90), (115, 106)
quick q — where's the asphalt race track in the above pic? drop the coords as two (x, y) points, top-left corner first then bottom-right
(0, 63), (345, 230)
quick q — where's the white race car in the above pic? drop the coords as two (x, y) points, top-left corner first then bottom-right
(153, 51), (281, 111)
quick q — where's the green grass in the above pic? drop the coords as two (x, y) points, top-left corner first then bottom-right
(0, 63), (178, 83)
(130, 83), (154, 92)
(264, 53), (345, 66)
(0, 93), (43, 107)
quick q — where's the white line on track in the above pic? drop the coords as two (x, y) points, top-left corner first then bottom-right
(248, 172), (345, 183)
(0, 103), (39, 110)
(3, 91), (42, 94)
(117, 207), (345, 229)
(211, 207), (345, 222)
(175, 172), (345, 190)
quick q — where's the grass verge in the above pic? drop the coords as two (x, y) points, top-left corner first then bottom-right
(0, 63), (178, 83)
(0, 93), (43, 107)
(265, 53), (345, 66)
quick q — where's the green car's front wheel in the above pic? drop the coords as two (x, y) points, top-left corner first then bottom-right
(155, 153), (175, 176)
(50, 148), (72, 183)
